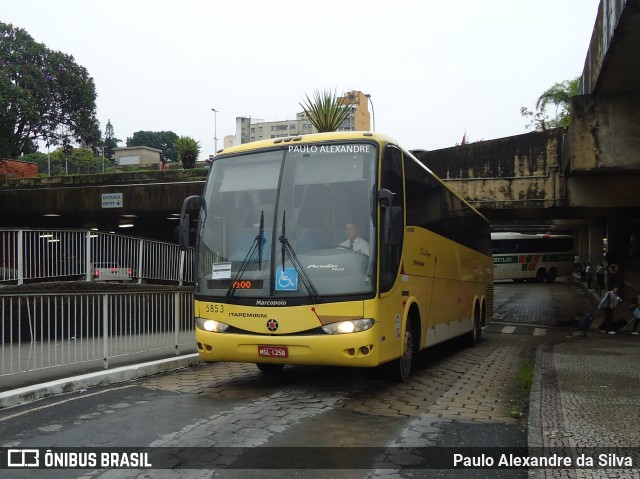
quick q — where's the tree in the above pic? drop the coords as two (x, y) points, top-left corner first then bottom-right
(0, 22), (100, 158)
(127, 130), (179, 162)
(299, 89), (352, 133)
(175, 136), (200, 169)
(521, 76), (581, 131)
(103, 120), (121, 162)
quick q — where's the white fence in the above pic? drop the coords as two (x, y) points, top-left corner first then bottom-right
(0, 229), (194, 285)
(1, 290), (195, 378)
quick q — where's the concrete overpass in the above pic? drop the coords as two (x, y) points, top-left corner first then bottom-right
(414, 0), (640, 296)
(1, 0), (638, 294)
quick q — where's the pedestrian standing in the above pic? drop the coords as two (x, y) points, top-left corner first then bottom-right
(585, 263), (593, 289)
(598, 286), (623, 334)
(631, 290), (640, 335)
(595, 263), (605, 294)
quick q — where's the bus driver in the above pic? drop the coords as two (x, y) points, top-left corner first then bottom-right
(340, 222), (369, 256)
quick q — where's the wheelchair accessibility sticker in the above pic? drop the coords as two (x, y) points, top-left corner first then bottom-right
(276, 268), (298, 291)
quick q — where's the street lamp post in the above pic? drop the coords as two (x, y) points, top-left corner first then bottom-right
(365, 94), (375, 131)
(211, 108), (219, 155)
(99, 147), (105, 173)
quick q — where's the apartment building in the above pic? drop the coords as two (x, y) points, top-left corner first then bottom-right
(228, 90), (371, 146)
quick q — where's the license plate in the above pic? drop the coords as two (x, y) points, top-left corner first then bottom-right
(258, 345), (288, 358)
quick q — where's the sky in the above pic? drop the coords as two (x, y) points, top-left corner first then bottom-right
(3, 0), (602, 158)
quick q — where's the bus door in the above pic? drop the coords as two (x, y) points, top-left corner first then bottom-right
(378, 145), (405, 357)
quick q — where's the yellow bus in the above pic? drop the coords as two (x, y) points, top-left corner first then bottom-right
(179, 131), (493, 380)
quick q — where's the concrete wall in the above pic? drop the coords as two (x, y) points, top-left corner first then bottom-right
(413, 129), (566, 210)
(569, 93), (640, 173)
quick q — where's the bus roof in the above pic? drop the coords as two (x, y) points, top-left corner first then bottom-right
(215, 131), (398, 156)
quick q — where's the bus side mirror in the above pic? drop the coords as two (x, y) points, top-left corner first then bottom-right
(178, 214), (190, 251)
(378, 189), (403, 246)
(179, 195), (203, 251)
(378, 188), (393, 208)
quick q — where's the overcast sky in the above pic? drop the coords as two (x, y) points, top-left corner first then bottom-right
(4, 0), (601, 158)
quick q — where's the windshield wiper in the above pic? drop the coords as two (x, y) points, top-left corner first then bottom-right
(226, 211), (265, 299)
(278, 210), (320, 299)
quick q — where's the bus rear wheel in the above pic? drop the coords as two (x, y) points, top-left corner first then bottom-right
(256, 363), (284, 374)
(465, 315), (482, 347)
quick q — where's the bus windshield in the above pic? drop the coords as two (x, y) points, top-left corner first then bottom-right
(195, 141), (378, 300)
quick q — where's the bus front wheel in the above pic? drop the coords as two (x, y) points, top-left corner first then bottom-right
(385, 326), (414, 382)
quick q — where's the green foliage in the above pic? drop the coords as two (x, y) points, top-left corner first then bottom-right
(299, 89), (352, 133)
(127, 130), (178, 162)
(175, 136), (200, 169)
(21, 147), (109, 175)
(516, 359), (535, 391)
(0, 22), (100, 158)
(521, 76), (581, 131)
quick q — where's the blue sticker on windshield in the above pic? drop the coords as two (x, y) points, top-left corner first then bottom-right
(276, 268), (298, 291)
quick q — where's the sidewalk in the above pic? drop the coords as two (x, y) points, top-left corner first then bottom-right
(0, 354), (200, 409)
(528, 282), (640, 478)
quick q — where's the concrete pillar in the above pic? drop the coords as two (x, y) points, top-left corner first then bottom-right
(576, 227), (590, 278)
(604, 219), (629, 296)
(588, 224), (605, 267)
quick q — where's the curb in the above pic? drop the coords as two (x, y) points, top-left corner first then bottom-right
(0, 353), (201, 409)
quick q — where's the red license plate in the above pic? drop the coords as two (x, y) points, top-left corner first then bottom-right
(258, 345), (288, 358)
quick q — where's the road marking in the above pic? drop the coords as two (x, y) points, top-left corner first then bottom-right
(0, 385), (137, 423)
(501, 326), (516, 334)
(533, 328), (547, 336)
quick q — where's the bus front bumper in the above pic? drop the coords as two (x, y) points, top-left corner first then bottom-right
(195, 328), (381, 368)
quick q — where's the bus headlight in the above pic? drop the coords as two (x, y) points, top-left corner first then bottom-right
(321, 319), (374, 335)
(196, 317), (229, 332)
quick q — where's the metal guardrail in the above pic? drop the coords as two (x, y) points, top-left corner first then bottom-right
(0, 228), (194, 285)
(1, 290), (195, 378)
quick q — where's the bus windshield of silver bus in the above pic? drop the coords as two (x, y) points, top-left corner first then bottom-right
(194, 142), (378, 300)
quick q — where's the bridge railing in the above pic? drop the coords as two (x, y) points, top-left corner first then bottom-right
(0, 290), (195, 379)
(0, 228), (194, 285)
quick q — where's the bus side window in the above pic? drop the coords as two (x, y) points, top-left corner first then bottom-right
(380, 146), (405, 293)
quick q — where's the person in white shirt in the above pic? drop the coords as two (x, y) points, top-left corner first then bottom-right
(340, 222), (369, 256)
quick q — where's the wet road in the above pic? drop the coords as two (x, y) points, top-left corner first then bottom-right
(0, 279), (594, 478)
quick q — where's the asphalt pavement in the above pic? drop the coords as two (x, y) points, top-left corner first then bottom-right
(1, 280), (639, 478)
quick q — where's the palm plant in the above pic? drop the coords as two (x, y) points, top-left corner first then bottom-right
(299, 89), (352, 133)
(175, 136), (201, 169)
(535, 76), (581, 128)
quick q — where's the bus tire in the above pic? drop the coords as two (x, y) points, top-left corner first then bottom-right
(546, 268), (557, 283)
(385, 324), (415, 382)
(256, 363), (284, 374)
(465, 309), (482, 347)
(536, 268), (547, 283)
